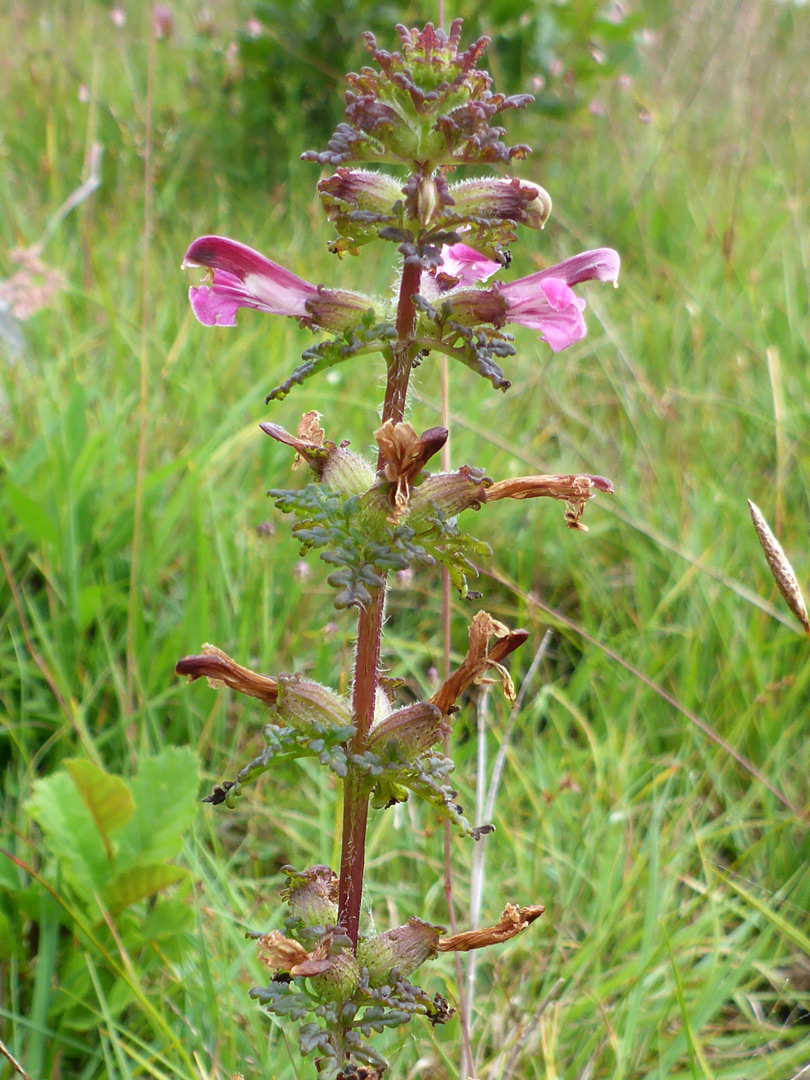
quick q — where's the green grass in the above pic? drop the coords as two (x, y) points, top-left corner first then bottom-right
(2, 1), (810, 1078)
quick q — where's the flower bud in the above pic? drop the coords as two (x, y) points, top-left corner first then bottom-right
(357, 917), (443, 987)
(416, 176), (439, 226)
(318, 168), (404, 216)
(449, 176), (552, 229)
(302, 23), (534, 170)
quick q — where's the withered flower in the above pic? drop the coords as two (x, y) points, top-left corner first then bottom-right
(485, 472), (613, 531)
(257, 926), (361, 999)
(256, 931), (317, 974)
(260, 414), (333, 476)
(437, 903), (544, 952)
(261, 418), (375, 494)
(430, 611), (528, 714)
(293, 411), (325, 468)
(175, 643), (278, 704)
(374, 420), (448, 523)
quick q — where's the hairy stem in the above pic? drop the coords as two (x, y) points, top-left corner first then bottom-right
(337, 257), (422, 947)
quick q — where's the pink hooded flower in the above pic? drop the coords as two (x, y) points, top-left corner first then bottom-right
(436, 244), (620, 353)
(183, 236), (373, 330)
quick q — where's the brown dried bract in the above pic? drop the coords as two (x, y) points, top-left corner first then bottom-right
(175, 643), (278, 703)
(437, 903), (545, 952)
(430, 611), (528, 714)
(486, 473), (613, 531)
(374, 420), (447, 523)
(748, 500), (810, 635)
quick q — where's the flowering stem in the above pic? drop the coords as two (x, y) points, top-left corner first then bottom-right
(337, 257), (422, 947)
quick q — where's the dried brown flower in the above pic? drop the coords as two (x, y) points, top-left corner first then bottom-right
(485, 473), (613, 531)
(257, 927), (352, 980)
(175, 643), (278, 703)
(748, 500), (810, 636)
(256, 931), (312, 973)
(260, 417), (332, 476)
(293, 410), (325, 468)
(374, 420), (448, 523)
(438, 903), (545, 952)
(430, 611), (528, 714)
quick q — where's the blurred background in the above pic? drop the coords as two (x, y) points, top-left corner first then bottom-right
(2, 1), (810, 1078)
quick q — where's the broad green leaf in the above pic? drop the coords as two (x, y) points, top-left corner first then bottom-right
(139, 895), (195, 942)
(64, 758), (135, 851)
(102, 864), (188, 914)
(25, 772), (111, 901)
(115, 746), (199, 871)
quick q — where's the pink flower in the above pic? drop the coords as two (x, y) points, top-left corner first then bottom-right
(183, 236), (373, 331)
(184, 236), (319, 326)
(439, 246), (620, 353)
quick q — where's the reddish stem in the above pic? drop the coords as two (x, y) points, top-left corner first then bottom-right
(337, 258), (422, 947)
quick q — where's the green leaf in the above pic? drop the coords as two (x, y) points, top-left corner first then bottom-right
(139, 895), (195, 942)
(102, 864), (189, 914)
(4, 481), (60, 547)
(114, 746), (199, 871)
(64, 758), (135, 852)
(25, 772), (112, 901)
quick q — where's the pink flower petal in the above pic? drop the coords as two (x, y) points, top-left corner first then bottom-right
(439, 243), (502, 286)
(503, 278), (587, 352)
(503, 248), (620, 299)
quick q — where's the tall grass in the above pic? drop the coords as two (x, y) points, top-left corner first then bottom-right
(2, 1), (810, 1078)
